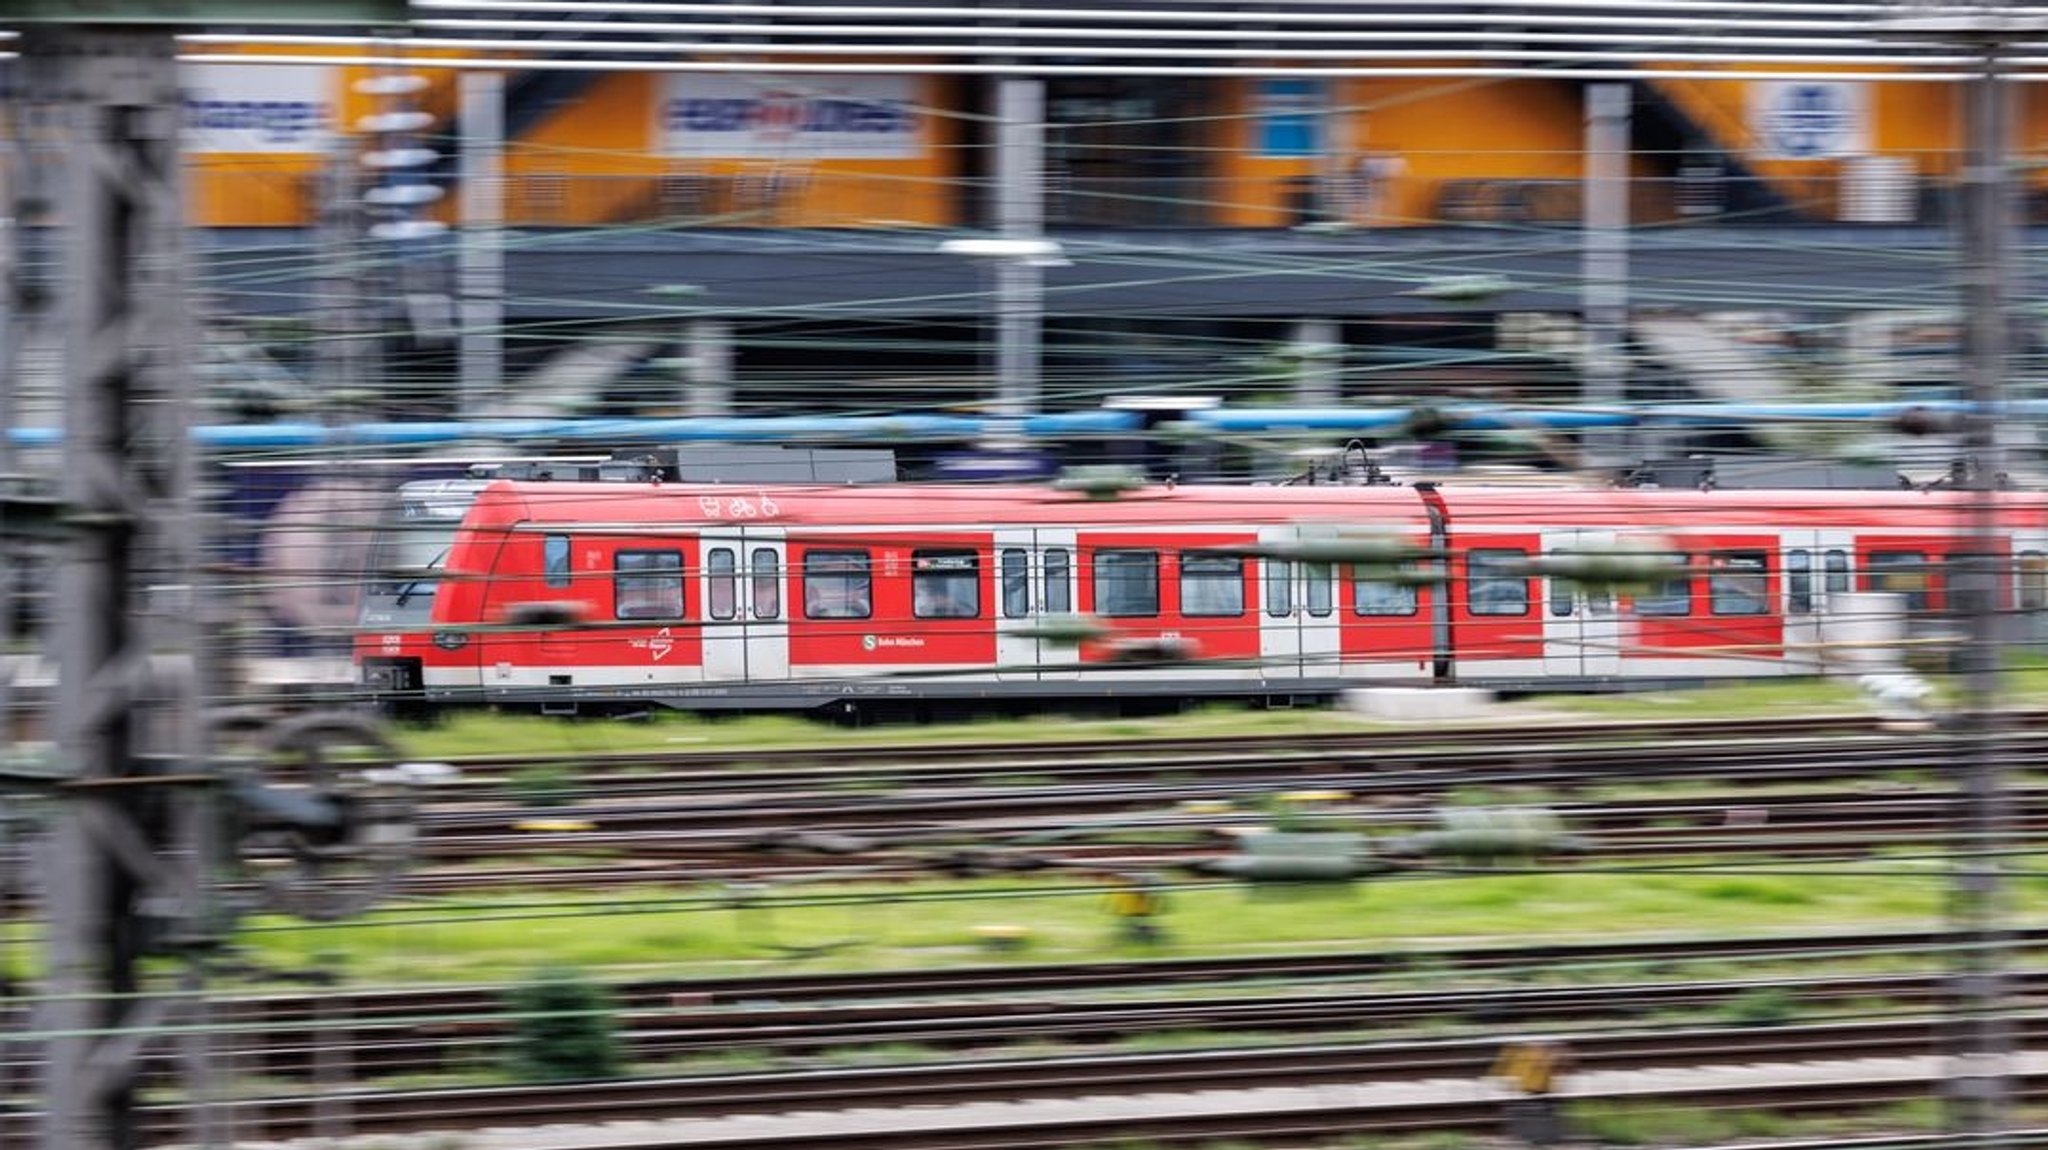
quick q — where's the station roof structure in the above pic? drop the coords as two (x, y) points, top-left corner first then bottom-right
(112, 2), (2048, 80)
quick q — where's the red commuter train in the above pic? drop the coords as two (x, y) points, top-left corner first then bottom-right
(353, 477), (2048, 713)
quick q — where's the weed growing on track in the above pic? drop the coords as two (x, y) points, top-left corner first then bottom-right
(1567, 1097), (1959, 1146)
(503, 967), (622, 1082)
(1568, 1100), (1796, 1145)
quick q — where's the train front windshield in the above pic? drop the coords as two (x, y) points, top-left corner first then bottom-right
(358, 481), (483, 628)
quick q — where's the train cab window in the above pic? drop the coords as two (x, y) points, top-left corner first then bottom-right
(1001, 548), (1031, 618)
(1708, 550), (1769, 616)
(615, 550), (685, 620)
(1353, 567), (1417, 616)
(1265, 559), (1293, 617)
(1044, 548), (1072, 614)
(1632, 556), (1692, 617)
(913, 550), (980, 619)
(803, 550), (872, 619)
(751, 548), (781, 620)
(1825, 550), (1851, 594)
(1094, 549), (1159, 617)
(1180, 554), (1245, 617)
(543, 534), (572, 589)
(1467, 549), (1529, 617)
(1304, 562), (1334, 617)
(1866, 550), (1928, 612)
(2021, 551), (2047, 612)
(1786, 549), (1813, 615)
(707, 547), (738, 621)
(1548, 571), (1574, 618)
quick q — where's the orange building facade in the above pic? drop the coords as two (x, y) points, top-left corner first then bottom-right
(182, 64), (2036, 231)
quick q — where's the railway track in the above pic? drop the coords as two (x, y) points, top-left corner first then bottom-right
(38, 1015), (2048, 1147)
(18, 928), (2048, 1089)
(395, 779), (2030, 892)
(7, 719), (2031, 1147)
(428, 719), (1999, 802)
(122, 968), (2048, 1084)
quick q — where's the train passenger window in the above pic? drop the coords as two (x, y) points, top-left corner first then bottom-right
(913, 550), (980, 619)
(2021, 551), (2047, 612)
(1786, 549), (1813, 615)
(707, 547), (738, 621)
(1548, 569), (1575, 618)
(615, 550), (685, 620)
(1044, 548), (1072, 614)
(1094, 549), (1159, 617)
(1946, 553), (1997, 618)
(1708, 551), (1769, 616)
(1305, 562), (1334, 617)
(1584, 583), (1612, 615)
(1466, 549), (1529, 617)
(803, 550), (872, 619)
(1866, 550), (1928, 612)
(1631, 556), (1691, 617)
(1180, 554), (1245, 617)
(1001, 549), (1031, 618)
(1265, 559), (1293, 617)
(1825, 550), (1850, 594)
(543, 534), (572, 589)
(1353, 567), (1417, 616)
(751, 548), (781, 620)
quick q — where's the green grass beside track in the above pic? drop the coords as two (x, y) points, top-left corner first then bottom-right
(389, 663), (2048, 761)
(233, 857), (2028, 986)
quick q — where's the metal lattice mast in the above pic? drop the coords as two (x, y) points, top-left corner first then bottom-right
(23, 24), (212, 1150)
(1949, 26), (2016, 1141)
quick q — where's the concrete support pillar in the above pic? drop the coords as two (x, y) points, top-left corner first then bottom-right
(458, 71), (506, 421)
(1290, 318), (1344, 405)
(994, 76), (1047, 421)
(1581, 82), (1632, 469)
(684, 318), (734, 417)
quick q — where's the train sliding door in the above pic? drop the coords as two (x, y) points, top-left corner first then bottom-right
(1540, 529), (1622, 679)
(1781, 529), (1854, 673)
(1256, 525), (1341, 680)
(995, 528), (1080, 681)
(700, 528), (790, 685)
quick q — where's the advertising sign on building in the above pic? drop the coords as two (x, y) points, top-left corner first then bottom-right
(1256, 79), (1324, 158)
(659, 76), (923, 159)
(1748, 81), (1868, 161)
(182, 63), (335, 153)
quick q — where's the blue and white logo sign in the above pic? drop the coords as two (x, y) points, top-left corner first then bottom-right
(661, 76), (922, 160)
(1256, 79), (1324, 159)
(183, 64), (334, 153)
(1750, 81), (1867, 161)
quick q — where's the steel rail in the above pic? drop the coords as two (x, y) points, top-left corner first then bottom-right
(30, 1017), (2048, 1146)
(41, 971), (2046, 1088)
(14, 931), (2048, 1089)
